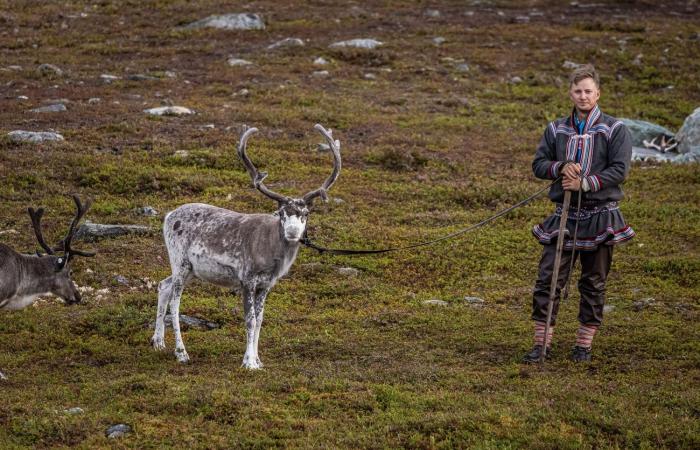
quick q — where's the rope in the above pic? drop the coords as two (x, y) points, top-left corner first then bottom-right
(302, 178), (559, 256)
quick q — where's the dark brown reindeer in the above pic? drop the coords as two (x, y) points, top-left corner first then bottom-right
(0, 195), (95, 379)
(151, 124), (341, 369)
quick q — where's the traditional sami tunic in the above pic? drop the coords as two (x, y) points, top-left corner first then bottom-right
(531, 105), (635, 251)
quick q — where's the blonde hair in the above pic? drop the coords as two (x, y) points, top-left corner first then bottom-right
(569, 64), (599, 88)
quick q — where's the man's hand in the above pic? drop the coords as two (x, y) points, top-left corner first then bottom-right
(561, 162), (581, 179)
(562, 163), (582, 191)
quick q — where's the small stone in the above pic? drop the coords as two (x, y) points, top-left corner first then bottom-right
(423, 299), (448, 306)
(432, 36), (446, 45)
(456, 63), (470, 72)
(317, 143), (331, 152)
(312, 70), (329, 78)
(100, 74), (120, 82)
(174, 150), (190, 158)
(17, 95), (29, 100)
(183, 13), (265, 31)
(363, 73), (377, 80)
(64, 407), (84, 415)
(512, 15), (530, 23)
(425, 9), (441, 17)
(313, 57), (328, 65)
(30, 103), (67, 113)
(7, 65), (22, 71)
(151, 314), (220, 331)
(235, 88), (250, 96)
(338, 267), (359, 277)
(603, 305), (616, 313)
(8, 130), (64, 143)
(164, 71), (177, 78)
(37, 63), (63, 76)
(144, 106), (194, 116)
(136, 206), (158, 217)
(227, 58), (253, 66)
(329, 38), (383, 49)
(114, 275), (129, 286)
(463, 296), (485, 304)
(127, 73), (158, 81)
(510, 76), (523, 84)
(106, 424), (132, 439)
(633, 297), (655, 312)
(562, 60), (581, 70)
(0, 371), (6, 380)
(332, 197), (345, 204)
(75, 222), (152, 242)
(88, 98), (101, 104)
(198, 124), (216, 130)
(267, 37), (305, 50)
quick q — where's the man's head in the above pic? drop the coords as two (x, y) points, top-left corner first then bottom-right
(568, 64), (600, 114)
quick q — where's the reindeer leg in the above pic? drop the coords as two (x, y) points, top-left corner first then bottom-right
(241, 284), (260, 369)
(151, 276), (172, 351)
(253, 285), (271, 368)
(169, 270), (191, 364)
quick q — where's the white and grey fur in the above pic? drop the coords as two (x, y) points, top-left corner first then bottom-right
(151, 124), (341, 369)
(0, 196), (95, 379)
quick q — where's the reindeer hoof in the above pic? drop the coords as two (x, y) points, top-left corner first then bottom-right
(175, 349), (190, 364)
(241, 356), (261, 370)
(150, 335), (166, 351)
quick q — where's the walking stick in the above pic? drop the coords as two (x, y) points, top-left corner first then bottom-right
(540, 189), (572, 364)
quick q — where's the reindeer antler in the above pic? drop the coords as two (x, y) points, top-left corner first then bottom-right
(54, 194), (96, 258)
(303, 124), (342, 204)
(237, 126), (289, 204)
(27, 207), (55, 255)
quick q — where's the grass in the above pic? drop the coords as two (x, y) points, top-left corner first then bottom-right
(0, 0), (699, 448)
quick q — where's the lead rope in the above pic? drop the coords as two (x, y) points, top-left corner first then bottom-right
(302, 179), (559, 256)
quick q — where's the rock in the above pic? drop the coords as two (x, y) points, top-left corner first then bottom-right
(150, 314), (220, 331)
(183, 13), (265, 31)
(267, 37), (305, 50)
(620, 118), (675, 148)
(127, 73), (158, 81)
(603, 305), (616, 313)
(317, 143), (331, 152)
(313, 57), (328, 65)
(332, 197), (345, 204)
(114, 275), (129, 286)
(88, 97), (101, 104)
(432, 36), (446, 45)
(338, 267), (359, 277)
(64, 407), (84, 415)
(227, 58), (253, 66)
(8, 130), (64, 143)
(235, 88), (250, 97)
(329, 38), (383, 49)
(174, 150), (189, 158)
(633, 297), (655, 312)
(676, 107), (700, 154)
(17, 95), (29, 100)
(6, 65), (22, 71)
(0, 371), (6, 380)
(363, 73), (377, 80)
(463, 296), (485, 304)
(164, 71), (177, 78)
(424, 9), (441, 17)
(144, 106), (194, 116)
(456, 63), (470, 72)
(0, 229), (19, 235)
(511, 15), (530, 23)
(37, 63), (63, 76)
(100, 74), (120, 83)
(562, 60), (581, 70)
(198, 124), (216, 130)
(75, 221), (152, 242)
(106, 424), (132, 439)
(423, 299), (448, 306)
(631, 146), (676, 163)
(510, 76), (523, 84)
(30, 103), (67, 113)
(312, 70), (329, 78)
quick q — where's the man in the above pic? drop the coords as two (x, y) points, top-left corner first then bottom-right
(524, 64), (635, 363)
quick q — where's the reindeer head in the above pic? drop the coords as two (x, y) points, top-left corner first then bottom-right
(237, 124), (342, 242)
(27, 195), (96, 304)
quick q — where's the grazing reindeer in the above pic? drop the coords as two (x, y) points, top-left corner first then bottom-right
(0, 195), (95, 379)
(151, 124), (341, 369)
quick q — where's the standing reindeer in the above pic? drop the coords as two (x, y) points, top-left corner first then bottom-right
(0, 195), (95, 379)
(151, 124), (341, 369)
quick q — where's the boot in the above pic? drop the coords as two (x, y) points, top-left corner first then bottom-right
(571, 345), (592, 362)
(522, 345), (551, 363)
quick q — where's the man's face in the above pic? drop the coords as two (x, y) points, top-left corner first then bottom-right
(569, 77), (600, 114)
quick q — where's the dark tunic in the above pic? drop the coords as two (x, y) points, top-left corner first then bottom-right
(531, 105), (635, 250)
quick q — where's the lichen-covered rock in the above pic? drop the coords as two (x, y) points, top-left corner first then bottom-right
(676, 107), (700, 154)
(329, 39), (383, 49)
(620, 118), (675, 147)
(227, 58), (253, 66)
(150, 314), (220, 331)
(75, 222), (152, 242)
(183, 13), (265, 31)
(143, 106), (194, 116)
(106, 424), (132, 439)
(30, 103), (67, 113)
(8, 130), (64, 143)
(267, 38), (304, 50)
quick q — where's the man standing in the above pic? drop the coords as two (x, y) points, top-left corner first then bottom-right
(524, 64), (635, 363)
